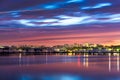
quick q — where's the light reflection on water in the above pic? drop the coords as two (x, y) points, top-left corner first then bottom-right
(0, 54), (120, 80)
(20, 74), (120, 80)
(20, 74), (81, 80)
(117, 54), (119, 71)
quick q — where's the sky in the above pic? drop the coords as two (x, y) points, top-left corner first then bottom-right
(0, 0), (120, 46)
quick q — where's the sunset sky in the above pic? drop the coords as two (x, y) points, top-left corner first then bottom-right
(0, 0), (120, 46)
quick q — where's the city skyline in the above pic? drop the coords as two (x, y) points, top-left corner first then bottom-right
(0, 0), (120, 46)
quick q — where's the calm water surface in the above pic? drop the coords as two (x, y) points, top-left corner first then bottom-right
(0, 54), (120, 80)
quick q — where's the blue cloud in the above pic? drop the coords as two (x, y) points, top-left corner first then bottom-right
(67, 0), (84, 3)
(43, 5), (59, 10)
(3, 13), (120, 28)
(0, 0), (119, 29)
(81, 2), (112, 10)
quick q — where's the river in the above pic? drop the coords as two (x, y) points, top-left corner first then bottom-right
(0, 54), (120, 80)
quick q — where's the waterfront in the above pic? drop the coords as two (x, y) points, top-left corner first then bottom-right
(0, 44), (120, 56)
(0, 0), (120, 80)
(0, 54), (120, 80)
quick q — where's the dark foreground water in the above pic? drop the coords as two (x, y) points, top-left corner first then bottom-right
(0, 54), (120, 80)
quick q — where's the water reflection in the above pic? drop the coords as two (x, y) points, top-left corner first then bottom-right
(117, 53), (119, 72)
(0, 54), (120, 80)
(83, 53), (89, 67)
(42, 75), (81, 80)
(77, 55), (80, 66)
(108, 53), (120, 72)
(0, 54), (120, 72)
(108, 53), (111, 72)
(19, 74), (120, 80)
(46, 53), (48, 64)
(20, 74), (81, 80)
(19, 53), (22, 66)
